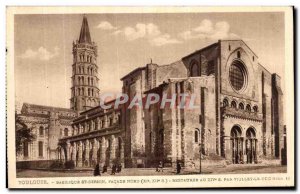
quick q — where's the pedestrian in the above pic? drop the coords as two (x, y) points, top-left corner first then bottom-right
(176, 161), (181, 174)
(102, 164), (107, 173)
(94, 163), (101, 176)
(111, 164), (116, 175)
(158, 161), (163, 172)
(117, 164), (122, 173)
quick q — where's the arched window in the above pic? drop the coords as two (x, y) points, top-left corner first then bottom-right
(246, 127), (256, 138)
(81, 76), (84, 84)
(91, 78), (94, 86)
(253, 106), (258, 112)
(237, 51), (241, 58)
(38, 141), (43, 157)
(90, 68), (93, 75)
(190, 62), (199, 77)
(110, 117), (113, 126)
(92, 89), (94, 96)
(88, 77), (90, 85)
(194, 130), (199, 143)
(77, 88), (80, 95)
(88, 88), (91, 96)
(231, 101), (237, 109)
(231, 126), (242, 138)
(246, 104), (251, 112)
(223, 99), (229, 107)
(64, 128), (68, 137)
(160, 129), (164, 144)
(118, 114), (121, 124)
(39, 126), (44, 136)
(239, 103), (244, 110)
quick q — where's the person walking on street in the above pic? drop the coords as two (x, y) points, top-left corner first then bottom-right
(102, 164), (107, 173)
(111, 164), (116, 175)
(94, 163), (101, 176)
(176, 161), (181, 174)
(158, 161), (163, 172)
(117, 164), (122, 173)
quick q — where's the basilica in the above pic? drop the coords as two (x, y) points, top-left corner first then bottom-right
(16, 16), (286, 169)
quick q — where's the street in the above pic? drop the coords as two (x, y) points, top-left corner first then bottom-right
(17, 164), (287, 178)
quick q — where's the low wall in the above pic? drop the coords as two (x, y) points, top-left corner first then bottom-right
(17, 160), (57, 169)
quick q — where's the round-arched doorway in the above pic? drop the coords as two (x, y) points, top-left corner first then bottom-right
(231, 126), (243, 164)
(246, 128), (257, 164)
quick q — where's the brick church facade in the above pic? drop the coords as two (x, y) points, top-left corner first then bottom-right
(16, 16), (286, 168)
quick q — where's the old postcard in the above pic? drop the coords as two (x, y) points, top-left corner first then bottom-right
(7, 6), (294, 188)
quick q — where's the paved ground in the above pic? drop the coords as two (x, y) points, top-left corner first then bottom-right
(17, 164), (287, 178)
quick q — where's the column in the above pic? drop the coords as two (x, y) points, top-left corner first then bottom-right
(110, 135), (116, 164)
(104, 115), (108, 128)
(77, 141), (83, 167)
(66, 141), (71, 161)
(120, 141), (125, 166)
(97, 118), (100, 130)
(84, 140), (90, 167)
(92, 138), (98, 166)
(71, 142), (77, 165)
(78, 124), (81, 134)
(73, 126), (77, 136)
(61, 146), (65, 162)
(101, 137), (106, 166)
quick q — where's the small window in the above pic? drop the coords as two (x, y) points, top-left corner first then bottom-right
(195, 130), (199, 143)
(231, 101), (237, 109)
(190, 61), (199, 77)
(253, 106), (258, 112)
(64, 128), (68, 137)
(237, 51), (241, 58)
(238, 103), (244, 110)
(246, 104), (251, 112)
(110, 117), (113, 126)
(228, 44), (231, 51)
(38, 141), (43, 157)
(118, 115), (121, 124)
(223, 99), (229, 107)
(39, 126), (44, 136)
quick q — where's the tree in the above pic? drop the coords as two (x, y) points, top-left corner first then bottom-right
(15, 113), (36, 154)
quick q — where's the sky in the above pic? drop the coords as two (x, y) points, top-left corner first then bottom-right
(14, 12), (285, 109)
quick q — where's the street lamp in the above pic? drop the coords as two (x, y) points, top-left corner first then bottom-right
(195, 127), (202, 174)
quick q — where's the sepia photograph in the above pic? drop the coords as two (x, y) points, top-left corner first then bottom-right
(6, 6), (294, 188)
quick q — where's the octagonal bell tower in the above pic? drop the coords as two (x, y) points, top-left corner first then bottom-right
(70, 15), (100, 112)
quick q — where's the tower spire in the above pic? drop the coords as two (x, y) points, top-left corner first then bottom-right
(78, 15), (92, 44)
